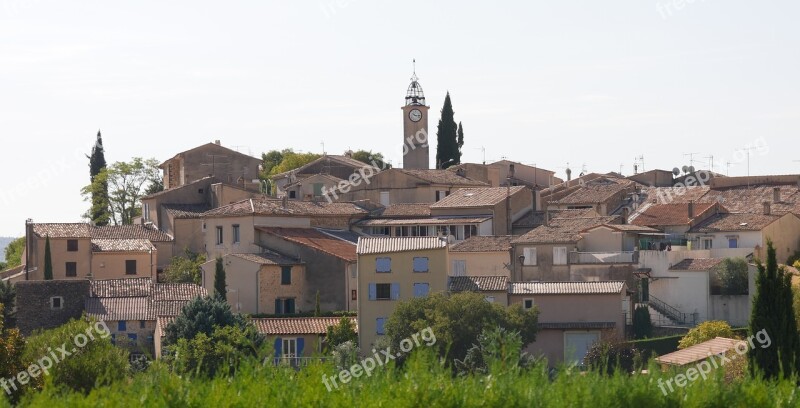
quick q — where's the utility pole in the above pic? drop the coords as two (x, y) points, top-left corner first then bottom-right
(704, 155), (714, 172)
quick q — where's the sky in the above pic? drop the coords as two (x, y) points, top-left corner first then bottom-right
(1, 0), (799, 237)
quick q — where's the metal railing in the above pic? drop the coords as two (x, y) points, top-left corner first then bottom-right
(569, 251), (638, 264)
(647, 295), (686, 325)
(271, 356), (328, 368)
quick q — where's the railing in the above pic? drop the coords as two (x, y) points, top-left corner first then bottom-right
(647, 295), (686, 325)
(639, 237), (688, 250)
(569, 251), (638, 264)
(271, 356), (328, 368)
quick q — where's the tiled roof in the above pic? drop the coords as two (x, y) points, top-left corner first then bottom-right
(86, 297), (151, 321)
(91, 239), (155, 252)
(0, 265), (25, 281)
(315, 228), (362, 244)
(32, 223), (91, 238)
(251, 317), (358, 335)
(396, 169), (488, 186)
(630, 202), (718, 227)
(90, 278), (153, 298)
(538, 322), (616, 330)
(151, 283), (208, 301)
(149, 300), (191, 317)
(284, 174), (343, 189)
(512, 216), (618, 244)
(203, 198), (368, 218)
(689, 213), (782, 233)
(581, 224), (661, 233)
(550, 182), (632, 205)
(449, 276), (509, 292)
(669, 258), (724, 271)
(356, 237), (448, 255)
(431, 186), (526, 208)
(357, 216), (491, 227)
(163, 204), (212, 219)
(378, 204), (432, 218)
(698, 185), (800, 215)
(656, 337), (747, 366)
(229, 252), (303, 266)
(156, 316), (176, 333)
(513, 208), (600, 228)
(271, 154), (368, 179)
(450, 236), (514, 252)
(92, 225), (174, 242)
(257, 227), (357, 262)
(509, 281), (625, 295)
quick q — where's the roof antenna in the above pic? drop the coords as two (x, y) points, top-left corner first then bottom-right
(412, 58), (416, 76)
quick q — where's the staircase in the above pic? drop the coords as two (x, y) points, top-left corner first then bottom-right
(636, 295), (693, 327)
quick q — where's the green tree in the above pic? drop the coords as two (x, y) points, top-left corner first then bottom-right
(43, 235), (53, 280)
(0, 304), (25, 402)
(86, 130), (111, 226)
(457, 121), (464, 158)
(163, 250), (206, 284)
(22, 318), (128, 395)
(712, 258), (749, 295)
(82, 157), (161, 225)
(314, 290), (321, 316)
(325, 317), (357, 351)
(214, 257), (226, 300)
(454, 327), (537, 375)
(351, 150), (391, 169)
(749, 240), (800, 379)
(679, 320), (737, 349)
(435, 92), (463, 169)
(260, 149), (286, 179)
(632, 305), (652, 339)
(4, 237), (24, 269)
(163, 296), (249, 347)
(385, 292), (538, 364)
(169, 323), (264, 378)
(0, 280), (16, 328)
(584, 340), (641, 375)
(268, 150), (321, 176)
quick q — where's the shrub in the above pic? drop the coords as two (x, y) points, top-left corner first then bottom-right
(454, 326), (537, 375)
(163, 296), (250, 347)
(584, 340), (641, 375)
(324, 317), (357, 351)
(169, 324), (264, 377)
(678, 320), (736, 349)
(632, 305), (652, 339)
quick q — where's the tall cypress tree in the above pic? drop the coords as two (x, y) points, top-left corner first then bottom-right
(87, 130), (110, 226)
(748, 240), (800, 379)
(435, 92), (463, 169)
(43, 235), (53, 280)
(214, 257), (227, 300)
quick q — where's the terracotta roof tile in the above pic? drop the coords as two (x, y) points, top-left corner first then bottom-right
(450, 236), (514, 252)
(151, 283), (208, 301)
(656, 337), (747, 366)
(630, 202), (718, 227)
(91, 225), (174, 242)
(396, 169), (488, 186)
(90, 278), (153, 298)
(91, 239), (155, 252)
(512, 216), (618, 244)
(271, 155), (368, 179)
(356, 237), (448, 255)
(32, 223), (92, 238)
(378, 204), (432, 218)
(550, 182), (633, 205)
(431, 186), (526, 208)
(257, 227), (357, 262)
(358, 216), (491, 227)
(163, 204), (212, 219)
(669, 258), (724, 271)
(689, 213), (783, 233)
(509, 281), (625, 295)
(513, 208), (600, 228)
(449, 276), (509, 292)
(229, 252), (303, 266)
(203, 198), (368, 218)
(86, 297), (151, 321)
(251, 317), (357, 335)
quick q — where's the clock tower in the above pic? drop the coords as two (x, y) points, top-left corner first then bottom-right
(402, 63), (430, 170)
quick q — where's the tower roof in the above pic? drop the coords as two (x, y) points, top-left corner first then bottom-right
(405, 60), (426, 106)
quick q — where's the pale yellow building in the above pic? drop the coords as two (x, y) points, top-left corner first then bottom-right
(448, 236), (513, 277)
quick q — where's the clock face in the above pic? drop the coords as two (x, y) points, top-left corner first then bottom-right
(409, 109), (422, 122)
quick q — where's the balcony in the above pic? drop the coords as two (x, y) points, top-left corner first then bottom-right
(569, 251), (638, 264)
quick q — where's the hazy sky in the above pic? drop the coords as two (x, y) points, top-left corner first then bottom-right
(1, 1), (798, 237)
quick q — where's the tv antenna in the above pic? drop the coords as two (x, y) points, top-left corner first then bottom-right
(474, 146), (486, 165)
(704, 155), (714, 172)
(683, 152), (701, 169)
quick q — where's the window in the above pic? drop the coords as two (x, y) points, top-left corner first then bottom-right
(435, 190), (450, 201)
(375, 283), (391, 300)
(128, 333), (137, 342)
(413, 257), (429, 272)
(281, 266), (292, 285)
(728, 238), (738, 249)
(282, 338), (297, 357)
(451, 259), (466, 276)
(376, 257), (391, 273)
(701, 238), (713, 250)
(50, 297), (63, 310)
(413, 283), (429, 297)
(523, 299), (534, 310)
(65, 262), (77, 277)
(67, 239), (78, 252)
(313, 183), (323, 197)
(376, 318), (386, 335)
(232, 225), (240, 244)
(216, 226), (223, 245)
(139, 320), (146, 329)
(275, 298), (296, 314)
(351, 289), (357, 301)
(289, 191), (297, 199)
(144, 203), (150, 221)
(125, 260), (137, 275)
(118, 321), (127, 331)
(485, 296), (496, 303)
(553, 247), (567, 265)
(523, 248), (537, 266)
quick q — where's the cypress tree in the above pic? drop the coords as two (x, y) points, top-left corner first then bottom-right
(87, 130), (110, 226)
(435, 92), (462, 169)
(43, 235), (53, 280)
(214, 257), (227, 300)
(748, 240), (800, 379)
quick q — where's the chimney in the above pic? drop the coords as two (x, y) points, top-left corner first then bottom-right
(763, 201), (771, 215)
(688, 200), (694, 219)
(773, 187), (781, 203)
(214, 140), (221, 145)
(621, 207), (629, 224)
(509, 163), (516, 179)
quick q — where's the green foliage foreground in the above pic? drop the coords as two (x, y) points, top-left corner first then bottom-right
(9, 350), (800, 407)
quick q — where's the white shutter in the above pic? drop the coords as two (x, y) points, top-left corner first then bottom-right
(523, 247), (537, 266)
(451, 260), (466, 276)
(553, 247), (567, 265)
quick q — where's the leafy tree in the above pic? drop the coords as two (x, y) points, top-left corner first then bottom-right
(163, 296), (249, 347)
(4, 237), (24, 269)
(786, 250), (800, 267)
(163, 250), (206, 284)
(385, 292), (538, 364)
(712, 258), (749, 295)
(169, 324), (264, 378)
(314, 290), (321, 317)
(749, 240), (800, 379)
(584, 340), (641, 375)
(81, 157), (161, 225)
(332, 340), (359, 370)
(435, 92), (463, 169)
(325, 317), (357, 351)
(260, 149), (286, 179)
(679, 320), (737, 349)
(0, 280), (16, 328)
(144, 177), (164, 196)
(632, 305), (652, 339)
(267, 150), (321, 176)
(454, 327), (537, 376)
(86, 130), (111, 226)
(43, 235), (53, 280)
(0, 304), (24, 402)
(351, 150), (391, 169)
(22, 318), (128, 395)
(214, 257), (226, 300)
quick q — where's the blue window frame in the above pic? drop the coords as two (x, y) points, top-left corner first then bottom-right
(413, 257), (429, 272)
(281, 266), (292, 285)
(376, 318), (386, 335)
(376, 257), (391, 273)
(118, 321), (126, 331)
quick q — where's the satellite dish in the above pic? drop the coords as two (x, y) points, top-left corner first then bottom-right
(672, 167), (680, 177)
(688, 166), (696, 174)
(681, 165), (689, 174)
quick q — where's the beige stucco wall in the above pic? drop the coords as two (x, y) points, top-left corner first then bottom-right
(513, 243), (576, 281)
(762, 213), (800, 263)
(91, 251), (156, 280)
(581, 227), (625, 252)
(204, 216), (262, 258)
(30, 237), (92, 280)
(173, 218), (205, 255)
(202, 255), (260, 313)
(357, 247), (449, 351)
(449, 251), (510, 277)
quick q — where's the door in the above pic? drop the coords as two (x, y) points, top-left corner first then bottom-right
(564, 332), (600, 365)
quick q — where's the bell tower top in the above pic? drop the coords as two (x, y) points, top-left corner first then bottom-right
(405, 59), (426, 106)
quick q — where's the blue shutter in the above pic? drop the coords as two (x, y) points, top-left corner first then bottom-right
(414, 283), (429, 297)
(390, 283), (400, 300)
(274, 338), (282, 358)
(413, 257), (429, 272)
(275, 299), (283, 314)
(297, 338), (305, 357)
(368, 283), (376, 300)
(376, 318), (385, 335)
